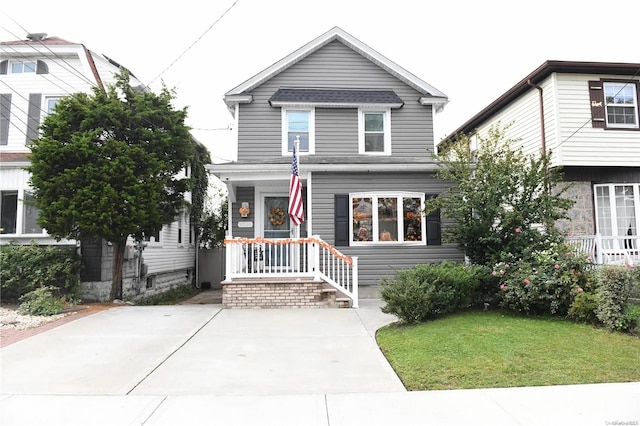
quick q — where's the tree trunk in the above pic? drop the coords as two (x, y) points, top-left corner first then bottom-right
(110, 239), (126, 300)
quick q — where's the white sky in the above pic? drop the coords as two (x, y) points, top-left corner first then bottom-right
(2, 0), (640, 164)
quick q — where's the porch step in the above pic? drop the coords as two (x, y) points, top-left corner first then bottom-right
(221, 278), (352, 309)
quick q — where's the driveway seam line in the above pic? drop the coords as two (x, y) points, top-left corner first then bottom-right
(125, 308), (224, 395)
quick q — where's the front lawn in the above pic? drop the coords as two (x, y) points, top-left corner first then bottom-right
(376, 310), (640, 391)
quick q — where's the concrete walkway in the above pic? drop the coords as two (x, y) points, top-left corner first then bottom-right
(1, 296), (638, 425)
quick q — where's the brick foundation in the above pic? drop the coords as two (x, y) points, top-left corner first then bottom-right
(222, 279), (348, 308)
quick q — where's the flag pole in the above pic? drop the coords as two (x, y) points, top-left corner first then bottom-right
(293, 136), (301, 238)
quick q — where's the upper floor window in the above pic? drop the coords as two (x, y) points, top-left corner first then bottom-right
(282, 108), (314, 155)
(589, 80), (639, 129)
(10, 61), (36, 74)
(604, 82), (638, 128)
(351, 193), (424, 244)
(46, 97), (61, 114)
(359, 109), (391, 154)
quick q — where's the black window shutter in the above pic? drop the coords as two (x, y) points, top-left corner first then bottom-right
(334, 194), (349, 246)
(588, 80), (606, 128)
(1, 94), (11, 145)
(26, 93), (42, 144)
(0, 60), (7, 75)
(36, 60), (49, 75)
(426, 194), (441, 245)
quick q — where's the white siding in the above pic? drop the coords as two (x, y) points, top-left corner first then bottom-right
(555, 74), (640, 167)
(474, 78), (556, 162)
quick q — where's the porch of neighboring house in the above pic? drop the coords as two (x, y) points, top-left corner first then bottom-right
(567, 234), (640, 266)
(221, 236), (358, 309)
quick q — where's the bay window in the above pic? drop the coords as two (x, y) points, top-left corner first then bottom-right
(351, 193), (424, 244)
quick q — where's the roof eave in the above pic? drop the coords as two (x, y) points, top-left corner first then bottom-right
(439, 60), (640, 147)
(224, 26), (448, 100)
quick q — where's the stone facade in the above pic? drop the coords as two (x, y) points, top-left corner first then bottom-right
(555, 181), (595, 235)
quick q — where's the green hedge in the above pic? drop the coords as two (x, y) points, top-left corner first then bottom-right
(380, 261), (491, 324)
(0, 242), (82, 302)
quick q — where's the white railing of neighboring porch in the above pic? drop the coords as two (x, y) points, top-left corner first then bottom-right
(566, 233), (640, 266)
(223, 235), (359, 308)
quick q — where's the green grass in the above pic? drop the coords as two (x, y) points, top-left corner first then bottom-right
(376, 310), (640, 391)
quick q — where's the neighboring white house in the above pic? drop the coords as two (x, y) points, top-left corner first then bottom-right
(440, 60), (640, 265)
(0, 33), (196, 301)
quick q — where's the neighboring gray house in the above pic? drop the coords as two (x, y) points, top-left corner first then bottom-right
(440, 60), (640, 266)
(208, 27), (463, 307)
(0, 34), (197, 301)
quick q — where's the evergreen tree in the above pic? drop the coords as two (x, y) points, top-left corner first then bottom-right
(28, 71), (197, 300)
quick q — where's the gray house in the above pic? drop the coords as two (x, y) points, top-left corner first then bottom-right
(208, 27), (463, 307)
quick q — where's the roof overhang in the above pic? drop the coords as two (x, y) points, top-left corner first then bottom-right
(439, 60), (640, 149)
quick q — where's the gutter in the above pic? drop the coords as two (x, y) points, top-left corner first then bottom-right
(527, 79), (547, 155)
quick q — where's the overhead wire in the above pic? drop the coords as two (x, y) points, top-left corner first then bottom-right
(0, 2), (238, 145)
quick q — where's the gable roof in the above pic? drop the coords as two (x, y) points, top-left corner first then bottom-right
(440, 60), (640, 148)
(224, 26), (447, 112)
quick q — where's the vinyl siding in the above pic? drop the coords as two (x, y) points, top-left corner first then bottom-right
(312, 171), (463, 288)
(237, 40), (436, 162)
(555, 74), (640, 167)
(474, 80), (553, 161)
(143, 219), (196, 274)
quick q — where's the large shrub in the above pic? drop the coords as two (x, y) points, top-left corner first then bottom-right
(0, 242), (82, 301)
(380, 261), (490, 324)
(596, 265), (638, 332)
(495, 239), (594, 316)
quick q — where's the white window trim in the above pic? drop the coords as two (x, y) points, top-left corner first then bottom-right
(44, 96), (62, 115)
(349, 192), (425, 245)
(594, 183), (640, 238)
(0, 188), (47, 237)
(281, 107), (315, 156)
(603, 81), (639, 129)
(9, 60), (36, 74)
(358, 107), (391, 155)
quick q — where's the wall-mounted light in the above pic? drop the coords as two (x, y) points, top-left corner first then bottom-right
(239, 202), (250, 218)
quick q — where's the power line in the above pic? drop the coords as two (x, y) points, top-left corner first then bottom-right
(147, 0), (238, 86)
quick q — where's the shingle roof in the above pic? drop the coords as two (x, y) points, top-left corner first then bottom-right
(0, 36), (75, 46)
(269, 88), (404, 106)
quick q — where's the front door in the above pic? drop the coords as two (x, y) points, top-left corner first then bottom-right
(264, 196), (291, 269)
(264, 196), (290, 239)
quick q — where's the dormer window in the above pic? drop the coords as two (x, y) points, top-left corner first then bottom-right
(11, 61), (36, 74)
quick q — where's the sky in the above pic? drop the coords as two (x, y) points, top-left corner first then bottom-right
(2, 0), (640, 164)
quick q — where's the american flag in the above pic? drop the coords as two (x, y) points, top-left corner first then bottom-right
(288, 143), (304, 226)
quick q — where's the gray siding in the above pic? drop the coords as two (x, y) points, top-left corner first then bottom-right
(312, 171), (463, 290)
(237, 40), (436, 162)
(232, 187), (256, 238)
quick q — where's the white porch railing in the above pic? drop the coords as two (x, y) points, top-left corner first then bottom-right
(566, 233), (640, 266)
(223, 235), (359, 308)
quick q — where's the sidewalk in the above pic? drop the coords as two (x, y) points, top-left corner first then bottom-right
(1, 295), (639, 425)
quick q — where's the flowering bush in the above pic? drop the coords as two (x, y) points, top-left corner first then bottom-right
(494, 238), (595, 316)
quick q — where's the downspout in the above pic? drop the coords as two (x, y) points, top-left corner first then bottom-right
(527, 79), (546, 155)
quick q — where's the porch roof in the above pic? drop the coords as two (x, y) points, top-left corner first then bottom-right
(269, 88), (404, 108)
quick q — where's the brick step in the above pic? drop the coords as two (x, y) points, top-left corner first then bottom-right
(221, 278), (352, 308)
